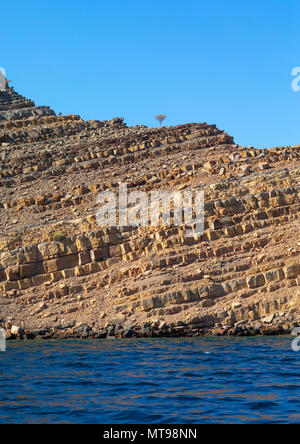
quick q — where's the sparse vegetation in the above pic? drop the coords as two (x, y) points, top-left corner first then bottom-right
(155, 114), (167, 127)
(53, 232), (66, 243)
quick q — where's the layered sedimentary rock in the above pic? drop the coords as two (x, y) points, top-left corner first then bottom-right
(0, 93), (299, 339)
(0, 88), (55, 120)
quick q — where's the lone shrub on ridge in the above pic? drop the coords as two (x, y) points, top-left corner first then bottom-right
(155, 114), (167, 127)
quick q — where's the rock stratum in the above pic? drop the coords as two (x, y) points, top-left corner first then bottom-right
(0, 87), (55, 121)
(0, 87), (300, 340)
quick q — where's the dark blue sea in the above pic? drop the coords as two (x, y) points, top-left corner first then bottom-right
(0, 337), (300, 424)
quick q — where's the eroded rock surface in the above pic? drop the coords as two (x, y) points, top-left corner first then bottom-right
(0, 89), (299, 339)
(0, 88), (55, 121)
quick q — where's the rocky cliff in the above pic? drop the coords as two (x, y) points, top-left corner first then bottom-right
(0, 88), (299, 339)
(0, 88), (55, 121)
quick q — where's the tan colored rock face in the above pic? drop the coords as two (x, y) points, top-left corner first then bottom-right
(0, 101), (299, 338)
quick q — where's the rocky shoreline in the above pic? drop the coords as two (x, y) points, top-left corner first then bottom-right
(2, 316), (298, 341)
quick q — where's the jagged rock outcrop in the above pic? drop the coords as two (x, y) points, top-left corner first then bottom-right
(0, 89), (299, 339)
(0, 88), (55, 121)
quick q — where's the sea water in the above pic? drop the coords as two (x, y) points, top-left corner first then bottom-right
(0, 337), (299, 424)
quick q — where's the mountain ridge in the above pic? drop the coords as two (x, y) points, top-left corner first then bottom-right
(0, 87), (299, 339)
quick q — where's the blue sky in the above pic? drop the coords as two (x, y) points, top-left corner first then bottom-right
(0, 0), (299, 148)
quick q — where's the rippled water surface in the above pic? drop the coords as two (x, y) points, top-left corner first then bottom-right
(1, 337), (300, 424)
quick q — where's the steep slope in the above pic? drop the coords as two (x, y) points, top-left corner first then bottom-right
(0, 87), (55, 121)
(0, 91), (299, 339)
